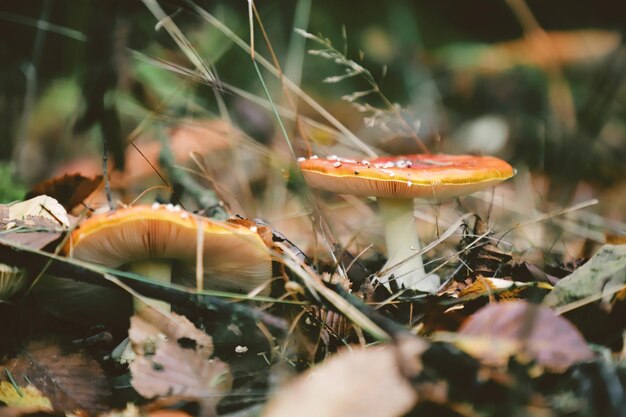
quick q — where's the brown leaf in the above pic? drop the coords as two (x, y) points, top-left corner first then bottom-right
(1, 339), (112, 413)
(0, 229), (62, 251)
(129, 308), (231, 415)
(457, 301), (593, 371)
(262, 338), (426, 417)
(26, 173), (103, 212)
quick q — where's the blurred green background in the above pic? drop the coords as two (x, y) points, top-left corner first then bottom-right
(0, 0), (624, 214)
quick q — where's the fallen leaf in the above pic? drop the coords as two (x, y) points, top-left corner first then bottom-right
(26, 173), (103, 212)
(1, 339), (112, 413)
(0, 381), (53, 411)
(129, 307), (231, 415)
(7, 195), (69, 228)
(457, 301), (593, 371)
(0, 230), (62, 251)
(543, 244), (626, 309)
(0, 195), (70, 250)
(457, 277), (521, 299)
(262, 338), (426, 417)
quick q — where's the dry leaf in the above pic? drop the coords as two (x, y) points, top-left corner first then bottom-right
(457, 301), (593, 371)
(7, 195), (69, 228)
(26, 173), (103, 212)
(543, 244), (626, 309)
(129, 308), (232, 414)
(0, 381), (53, 411)
(1, 339), (112, 413)
(457, 277), (519, 299)
(262, 338), (426, 417)
(0, 195), (69, 250)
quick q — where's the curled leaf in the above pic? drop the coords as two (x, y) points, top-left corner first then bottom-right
(26, 173), (103, 212)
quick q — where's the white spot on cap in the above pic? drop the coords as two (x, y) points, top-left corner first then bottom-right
(297, 157), (306, 162)
(328, 155), (339, 160)
(180, 212), (189, 219)
(151, 203), (161, 209)
(333, 162), (342, 168)
(310, 155), (319, 159)
(407, 181), (413, 187)
(250, 226), (258, 233)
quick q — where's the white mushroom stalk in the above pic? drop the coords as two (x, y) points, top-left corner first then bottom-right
(377, 198), (432, 292)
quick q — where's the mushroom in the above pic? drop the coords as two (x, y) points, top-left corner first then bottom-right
(64, 204), (273, 310)
(299, 154), (515, 292)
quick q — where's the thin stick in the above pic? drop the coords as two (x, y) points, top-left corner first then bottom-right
(102, 137), (114, 210)
(3, 369), (23, 397)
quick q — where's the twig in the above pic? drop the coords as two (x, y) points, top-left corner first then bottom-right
(156, 129), (219, 211)
(102, 136), (114, 210)
(3, 369), (23, 397)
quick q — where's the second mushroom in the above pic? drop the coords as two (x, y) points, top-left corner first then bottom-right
(65, 204), (273, 310)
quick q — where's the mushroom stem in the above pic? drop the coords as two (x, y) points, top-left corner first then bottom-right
(128, 260), (172, 312)
(378, 198), (438, 293)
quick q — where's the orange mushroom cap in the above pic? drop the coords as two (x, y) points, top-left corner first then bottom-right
(64, 204), (272, 294)
(299, 154), (514, 200)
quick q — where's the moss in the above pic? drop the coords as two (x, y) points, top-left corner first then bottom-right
(0, 163), (27, 204)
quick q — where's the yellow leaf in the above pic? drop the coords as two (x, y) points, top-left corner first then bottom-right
(0, 381), (53, 411)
